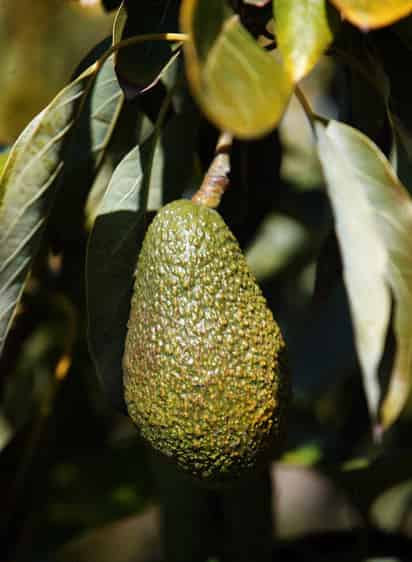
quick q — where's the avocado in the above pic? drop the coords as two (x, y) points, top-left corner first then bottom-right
(123, 199), (288, 482)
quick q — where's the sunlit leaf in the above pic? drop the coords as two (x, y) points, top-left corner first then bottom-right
(317, 120), (412, 428)
(274, 0), (334, 82)
(82, 55), (124, 168)
(329, 0), (412, 30)
(56, 54), (124, 196)
(85, 105), (154, 228)
(0, 65), (97, 357)
(181, 0), (293, 138)
(112, 1), (127, 47)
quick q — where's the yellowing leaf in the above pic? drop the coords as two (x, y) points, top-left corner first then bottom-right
(274, 0), (334, 82)
(181, 0), (293, 138)
(329, 0), (412, 30)
(316, 120), (412, 429)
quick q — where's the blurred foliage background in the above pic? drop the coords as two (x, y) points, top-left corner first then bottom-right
(0, 0), (113, 142)
(1, 1), (412, 562)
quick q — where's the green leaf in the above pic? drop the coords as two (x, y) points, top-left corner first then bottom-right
(50, 55), (125, 241)
(85, 104), (154, 228)
(0, 65), (97, 357)
(64, 53), (124, 175)
(329, 0), (412, 30)
(274, 0), (334, 82)
(180, 0), (293, 138)
(316, 120), (412, 429)
(112, 1), (127, 47)
(86, 142), (153, 411)
(82, 55), (124, 169)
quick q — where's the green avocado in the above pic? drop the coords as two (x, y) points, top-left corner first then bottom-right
(123, 199), (288, 482)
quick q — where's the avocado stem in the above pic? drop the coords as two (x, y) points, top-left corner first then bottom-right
(192, 131), (233, 209)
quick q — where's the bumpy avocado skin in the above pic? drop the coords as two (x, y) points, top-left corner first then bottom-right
(123, 199), (288, 482)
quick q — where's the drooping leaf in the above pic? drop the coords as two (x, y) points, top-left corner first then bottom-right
(63, 52), (124, 176)
(113, 0), (181, 98)
(329, 0), (412, 30)
(85, 103), (154, 227)
(0, 64), (97, 357)
(86, 142), (153, 412)
(274, 0), (334, 82)
(180, 0), (293, 138)
(79, 55), (124, 170)
(112, 1), (127, 47)
(316, 120), (412, 429)
(50, 55), (125, 242)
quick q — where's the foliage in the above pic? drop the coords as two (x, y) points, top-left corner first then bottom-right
(2, 0), (412, 560)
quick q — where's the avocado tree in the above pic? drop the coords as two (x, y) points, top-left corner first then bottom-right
(2, 0), (412, 561)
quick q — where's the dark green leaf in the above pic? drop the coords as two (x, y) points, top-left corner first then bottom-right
(113, 0), (181, 98)
(181, 0), (293, 138)
(86, 140), (155, 411)
(148, 91), (201, 208)
(0, 65), (96, 356)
